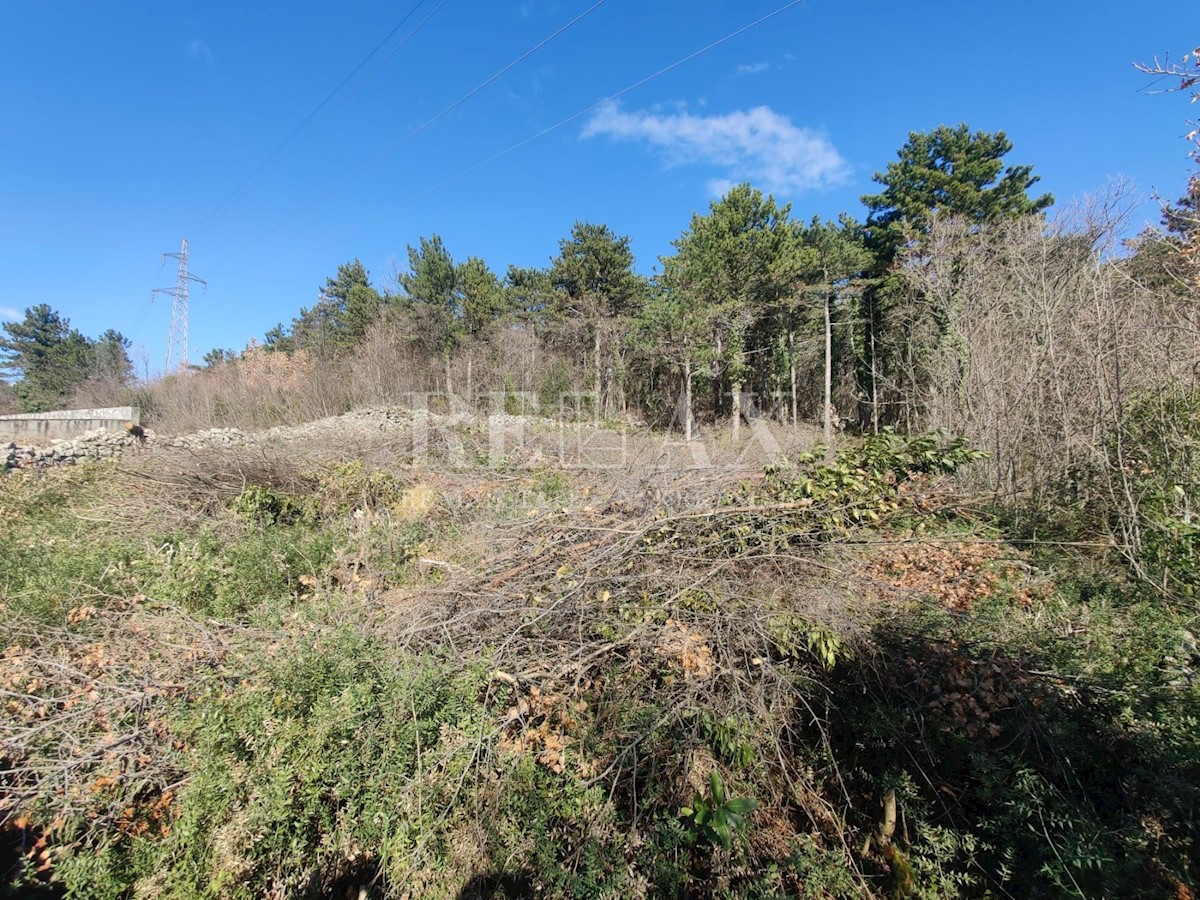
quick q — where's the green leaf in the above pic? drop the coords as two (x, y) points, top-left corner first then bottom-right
(710, 770), (725, 805)
(724, 796), (759, 815)
(711, 822), (732, 849)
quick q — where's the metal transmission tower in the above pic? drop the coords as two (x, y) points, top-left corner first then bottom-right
(152, 237), (206, 372)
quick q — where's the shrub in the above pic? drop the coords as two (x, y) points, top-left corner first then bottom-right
(1107, 385), (1200, 603)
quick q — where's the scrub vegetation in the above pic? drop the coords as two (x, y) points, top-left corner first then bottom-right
(2, 51), (1198, 899)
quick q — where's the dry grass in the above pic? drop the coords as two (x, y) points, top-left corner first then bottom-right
(1, 602), (256, 821)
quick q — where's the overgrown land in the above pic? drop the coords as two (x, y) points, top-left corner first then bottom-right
(3, 59), (1200, 899)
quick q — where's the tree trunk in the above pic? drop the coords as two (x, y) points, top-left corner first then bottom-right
(592, 322), (602, 420)
(869, 324), (879, 434)
(614, 345), (628, 416)
(823, 292), (834, 454)
(788, 325), (798, 427)
(683, 360), (693, 442)
(712, 333), (724, 416)
(731, 379), (742, 442)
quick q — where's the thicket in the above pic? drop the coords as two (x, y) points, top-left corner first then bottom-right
(2, 54), (1198, 900)
(1, 429), (1196, 897)
(0, 308), (133, 414)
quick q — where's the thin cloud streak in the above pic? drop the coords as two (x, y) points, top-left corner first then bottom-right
(183, 39), (213, 64)
(735, 61), (769, 75)
(582, 101), (848, 195)
(0, 307), (21, 321)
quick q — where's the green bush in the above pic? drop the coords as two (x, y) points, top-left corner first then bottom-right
(132, 632), (485, 898)
(1109, 385), (1200, 603)
(138, 523), (336, 618)
(0, 466), (140, 622)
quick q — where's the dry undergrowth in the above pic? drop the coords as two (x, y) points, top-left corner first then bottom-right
(865, 540), (1043, 611)
(1, 603), (259, 858)
(5, 427), (1107, 897)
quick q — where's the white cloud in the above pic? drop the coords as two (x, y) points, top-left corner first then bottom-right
(581, 102), (848, 196)
(0, 307), (20, 322)
(735, 62), (769, 75)
(183, 39), (213, 64)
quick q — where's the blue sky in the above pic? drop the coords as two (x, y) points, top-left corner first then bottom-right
(1, 1), (1195, 375)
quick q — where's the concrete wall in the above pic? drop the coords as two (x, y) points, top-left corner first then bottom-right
(0, 406), (141, 443)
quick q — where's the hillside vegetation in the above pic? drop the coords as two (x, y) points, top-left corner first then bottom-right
(3, 61), (1200, 897)
(1, 411), (1197, 897)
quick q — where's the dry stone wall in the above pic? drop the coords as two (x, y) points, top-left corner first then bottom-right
(3, 428), (142, 469)
(2, 408), (561, 472)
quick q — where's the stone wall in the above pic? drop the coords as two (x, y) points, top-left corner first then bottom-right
(0, 407), (141, 443)
(4, 428), (141, 469)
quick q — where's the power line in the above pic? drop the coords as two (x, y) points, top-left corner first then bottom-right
(238, 0), (609, 252)
(327, 0), (452, 113)
(383, 0), (807, 213)
(196, 0), (444, 232)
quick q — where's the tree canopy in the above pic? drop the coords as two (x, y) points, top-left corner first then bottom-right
(662, 184), (798, 426)
(862, 124), (1053, 259)
(549, 222), (643, 319)
(0, 305), (132, 411)
(278, 259), (386, 356)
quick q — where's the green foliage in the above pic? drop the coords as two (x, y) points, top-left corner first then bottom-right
(503, 264), (556, 323)
(140, 524), (336, 618)
(281, 258), (386, 356)
(862, 123), (1053, 260)
(769, 614), (850, 670)
(642, 433), (985, 561)
(545, 221), (646, 413)
(133, 633), (487, 898)
(535, 359), (574, 415)
(485, 757), (627, 898)
(828, 565), (1199, 899)
(680, 708), (758, 769)
(262, 321), (293, 353)
(1109, 385), (1200, 602)
(796, 215), (873, 285)
(201, 347), (236, 368)
(399, 234), (463, 355)
(901, 822), (982, 899)
(91, 329), (134, 384)
(857, 125), (1053, 430)
(321, 258), (373, 305)
(359, 519), (426, 584)
(630, 282), (714, 422)
(779, 835), (862, 897)
(0, 305), (129, 411)
(233, 484), (315, 527)
(315, 461), (403, 513)
(662, 184), (797, 398)
(549, 221), (643, 318)
(765, 432), (984, 533)
(780, 215), (873, 415)
(457, 255), (507, 337)
(997, 768), (1113, 894)
(0, 466), (137, 622)
(664, 184), (795, 314)
(680, 771), (759, 850)
(6, 327), (1198, 900)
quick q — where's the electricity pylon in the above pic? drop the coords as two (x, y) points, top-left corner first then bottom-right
(152, 237), (206, 372)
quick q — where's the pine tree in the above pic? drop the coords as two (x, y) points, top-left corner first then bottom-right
(858, 125), (1052, 429)
(0, 304), (95, 411)
(862, 123), (1053, 260)
(662, 184), (795, 437)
